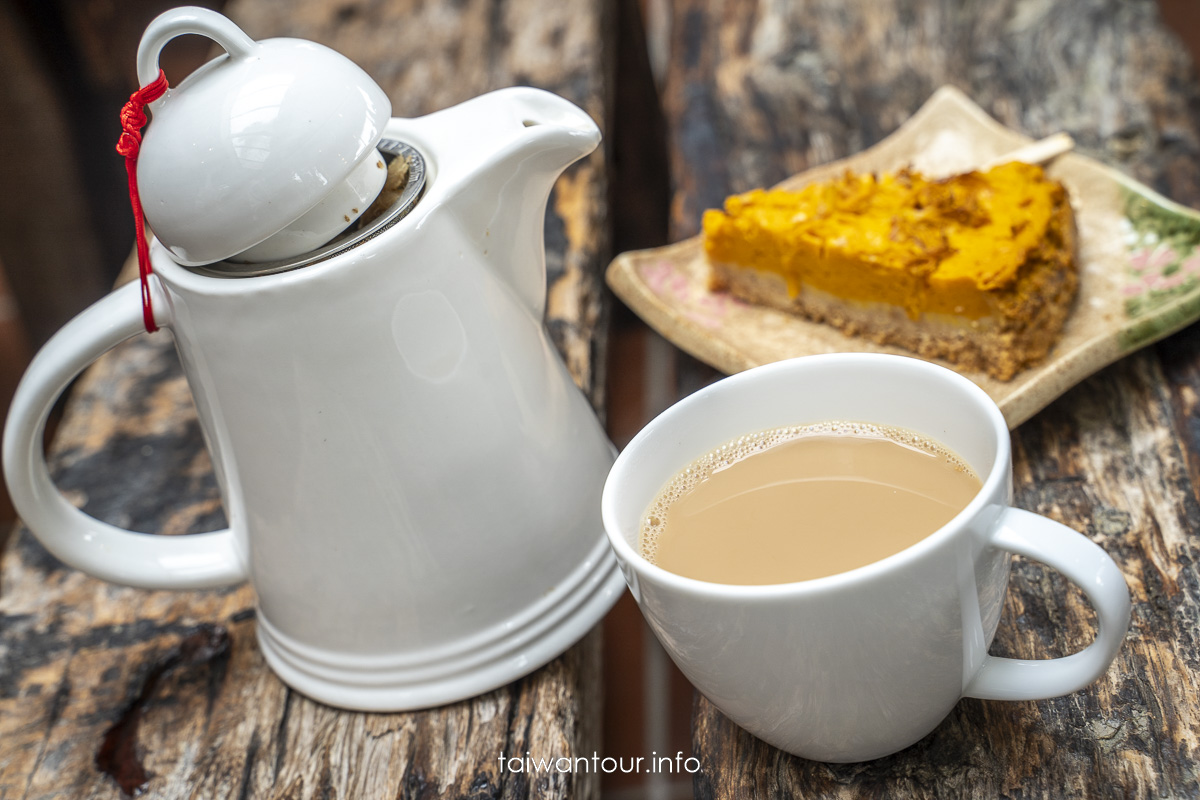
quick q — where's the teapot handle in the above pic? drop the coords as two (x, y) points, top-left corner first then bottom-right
(2, 279), (248, 590)
(137, 6), (258, 89)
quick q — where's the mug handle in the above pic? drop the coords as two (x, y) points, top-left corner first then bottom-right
(2, 280), (248, 590)
(136, 6), (258, 90)
(963, 507), (1131, 701)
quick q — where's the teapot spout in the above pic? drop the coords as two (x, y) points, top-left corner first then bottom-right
(509, 89), (602, 164)
(390, 88), (601, 316)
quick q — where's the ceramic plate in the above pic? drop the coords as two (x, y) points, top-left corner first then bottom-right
(606, 86), (1200, 428)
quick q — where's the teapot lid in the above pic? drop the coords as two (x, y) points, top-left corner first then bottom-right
(134, 7), (391, 266)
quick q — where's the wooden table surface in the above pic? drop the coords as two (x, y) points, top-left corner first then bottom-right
(5, 0), (1200, 798)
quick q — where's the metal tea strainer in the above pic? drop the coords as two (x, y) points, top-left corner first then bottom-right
(189, 139), (426, 278)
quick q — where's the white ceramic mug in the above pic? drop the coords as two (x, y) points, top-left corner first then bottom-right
(601, 354), (1131, 762)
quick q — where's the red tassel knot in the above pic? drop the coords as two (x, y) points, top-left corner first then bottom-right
(117, 69), (169, 333)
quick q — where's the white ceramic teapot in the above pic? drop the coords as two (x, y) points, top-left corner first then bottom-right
(3, 7), (624, 711)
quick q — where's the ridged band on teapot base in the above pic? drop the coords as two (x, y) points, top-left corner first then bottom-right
(256, 537), (624, 710)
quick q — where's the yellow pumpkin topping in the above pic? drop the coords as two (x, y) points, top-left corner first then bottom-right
(702, 162), (1065, 321)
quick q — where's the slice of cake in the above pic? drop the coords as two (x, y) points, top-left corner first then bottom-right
(701, 162), (1078, 380)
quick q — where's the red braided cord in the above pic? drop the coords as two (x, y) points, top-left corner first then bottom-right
(116, 69), (169, 333)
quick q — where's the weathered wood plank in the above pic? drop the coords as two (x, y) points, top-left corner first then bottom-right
(663, 0), (1200, 796)
(0, 2), (111, 347)
(0, 0), (613, 797)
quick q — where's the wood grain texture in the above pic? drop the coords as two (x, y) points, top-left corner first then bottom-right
(0, 2), (111, 347)
(663, 0), (1200, 796)
(663, 0), (1200, 241)
(0, 0), (612, 797)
